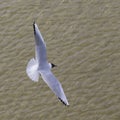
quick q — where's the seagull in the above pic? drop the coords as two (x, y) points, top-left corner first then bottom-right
(26, 22), (69, 106)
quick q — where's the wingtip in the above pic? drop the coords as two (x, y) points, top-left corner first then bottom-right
(58, 97), (69, 106)
(33, 21), (36, 34)
(33, 20), (36, 25)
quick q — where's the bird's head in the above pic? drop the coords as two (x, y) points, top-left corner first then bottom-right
(51, 63), (57, 68)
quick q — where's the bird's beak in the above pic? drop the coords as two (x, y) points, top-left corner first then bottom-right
(51, 63), (57, 68)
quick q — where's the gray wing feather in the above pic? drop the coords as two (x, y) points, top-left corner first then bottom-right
(40, 70), (69, 105)
(33, 23), (48, 66)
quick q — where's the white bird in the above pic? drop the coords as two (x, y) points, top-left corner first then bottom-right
(26, 22), (69, 106)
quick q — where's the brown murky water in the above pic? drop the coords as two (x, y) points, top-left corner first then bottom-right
(0, 0), (120, 120)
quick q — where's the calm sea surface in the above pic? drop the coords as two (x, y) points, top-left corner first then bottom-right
(0, 0), (120, 120)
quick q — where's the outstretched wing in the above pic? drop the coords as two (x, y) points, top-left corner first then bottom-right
(33, 22), (48, 67)
(40, 70), (69, 105)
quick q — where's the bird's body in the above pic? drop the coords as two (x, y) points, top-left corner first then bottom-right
(26, 22), (69, 106)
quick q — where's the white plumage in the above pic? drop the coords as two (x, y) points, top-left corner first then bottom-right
(26, 22), (69, 106)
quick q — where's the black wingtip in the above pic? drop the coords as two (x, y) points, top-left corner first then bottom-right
(33, 20), (35, 25)
(58, 97), (69, 106)
(33, 21), (36, 34)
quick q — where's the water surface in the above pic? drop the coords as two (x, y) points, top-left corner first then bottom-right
(0, 0), (120, 120)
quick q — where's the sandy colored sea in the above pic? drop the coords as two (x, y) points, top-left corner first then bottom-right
(0, 0), (120, 120)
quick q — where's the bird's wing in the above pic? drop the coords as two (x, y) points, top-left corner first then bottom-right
(33, 22), (48, 67)
(40, 70), (69, 105)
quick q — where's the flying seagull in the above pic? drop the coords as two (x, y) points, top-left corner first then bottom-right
(26, 22), (69, 106)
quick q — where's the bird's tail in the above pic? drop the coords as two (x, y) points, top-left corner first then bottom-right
(26, 58), (39, 82)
